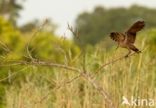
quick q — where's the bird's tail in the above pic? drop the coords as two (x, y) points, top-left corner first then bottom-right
(129, 45), (141, 53)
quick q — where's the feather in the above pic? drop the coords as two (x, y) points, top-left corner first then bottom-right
(125, 21), (145, 43)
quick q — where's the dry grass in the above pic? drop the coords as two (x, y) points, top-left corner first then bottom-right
(1, 24), (155, 108)
(4, 41), (156, 108)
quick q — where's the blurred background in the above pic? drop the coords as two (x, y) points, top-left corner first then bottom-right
(1, 0), (156, 47)
(0, 0), (156, 108)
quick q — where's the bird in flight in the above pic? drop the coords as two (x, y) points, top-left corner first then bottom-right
(110, 20), (145, 57)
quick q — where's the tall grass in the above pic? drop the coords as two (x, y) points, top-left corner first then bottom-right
(4, 38), (156, 108)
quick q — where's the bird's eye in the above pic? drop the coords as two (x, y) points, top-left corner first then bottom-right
(111, 32), (115, 35)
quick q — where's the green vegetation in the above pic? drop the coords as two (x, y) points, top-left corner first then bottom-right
(1, 34), (156, 108)
(74, 5), (156, 46)
(0, 0), (23, 25)
(0, 2), (156, 108)
(0, 17), (80, 108)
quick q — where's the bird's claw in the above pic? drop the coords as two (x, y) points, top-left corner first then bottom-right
(124, 54), (129, 58)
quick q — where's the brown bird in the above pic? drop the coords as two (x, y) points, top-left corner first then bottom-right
(110, 20), (145, 57)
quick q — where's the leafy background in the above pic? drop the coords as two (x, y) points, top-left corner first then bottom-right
(0, 0), (156, 108)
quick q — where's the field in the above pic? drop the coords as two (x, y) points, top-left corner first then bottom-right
(0, 34), (155, 108)
(0, 17), (156, 108)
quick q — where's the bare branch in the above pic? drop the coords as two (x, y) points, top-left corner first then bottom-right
(0, 60), (81, 73)
(67, 23), (79, 38)
(26, 19), (49, 61)
(95, 52), (140, 74)
(34, 73), (82, 104)
(0, 58), (116, 107)
(82, 72), (116, 108)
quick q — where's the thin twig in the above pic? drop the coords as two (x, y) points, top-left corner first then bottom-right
(0, 40), (11, 52)
(67, 23), (79, 38)
(0, 59), (116, 107)
(82, 72), (116, 108)
(34, 73), (82, 104)
(26, 19), (49, 60)
(0, 67), (28, 82)
(0, 60), (81, 73)
(95, 52), (138, 74)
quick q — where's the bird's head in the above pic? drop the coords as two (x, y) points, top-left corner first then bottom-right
(110, 32), (116, 36)
(110, 32), (117, 41)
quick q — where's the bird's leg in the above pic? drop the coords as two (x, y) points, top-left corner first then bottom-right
(116, 42), (119, 50)
(125, 49), (131, 58)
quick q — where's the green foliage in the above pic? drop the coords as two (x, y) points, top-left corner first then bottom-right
(3, 41), (156, 108)
(74, 5), (156, 46)
(146, 29), (156, 46)
(0, 16), (80, 107)
(0, 16), (24, 60)
(26, 32), (80, 63)
(0, 84), (5, 108)
(0, 16), (80, 62)
(0, 4), (156, 108)
(141, 28), (156, 55)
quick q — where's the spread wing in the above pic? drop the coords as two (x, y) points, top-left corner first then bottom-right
(110, 32), (125, 42)
(126, 21), (145, 43)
